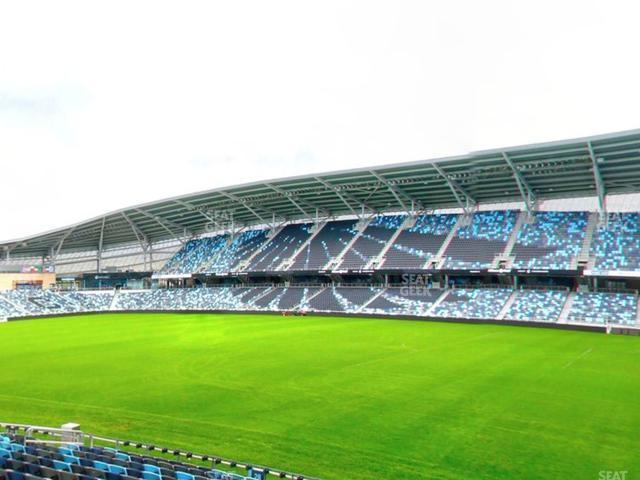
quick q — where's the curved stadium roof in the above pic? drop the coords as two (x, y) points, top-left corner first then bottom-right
(3, 128), (640, 258)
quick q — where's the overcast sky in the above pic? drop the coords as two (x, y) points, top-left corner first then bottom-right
(1, 0), (639, 240)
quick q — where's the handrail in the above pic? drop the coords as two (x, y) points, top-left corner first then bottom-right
(519, 285), (569, 292)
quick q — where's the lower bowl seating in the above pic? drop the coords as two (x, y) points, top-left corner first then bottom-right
(0, 434), (267, 480)
(433, 288), (512, 319)
(504, 290), (568, 322)
(567, 292), (638, 325)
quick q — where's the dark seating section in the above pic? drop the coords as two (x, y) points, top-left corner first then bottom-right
(289, 220), (358, 271)
(442, 211), (517, 269)
(0, 435), (259, 480)
(306, 287), (381, 313)
(246, 224), (313, 271)
(383, 214), (458, 269)
(337, 215), (405, 270)
(248, 287), (318, 311)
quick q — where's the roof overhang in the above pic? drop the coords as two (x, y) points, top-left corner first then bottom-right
(3, 128), (640, 258)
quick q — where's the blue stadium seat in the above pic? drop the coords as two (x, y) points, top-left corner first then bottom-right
(143, 465), (161, 475)
(142, 472), (161, 480)
(94, 461), (111, 472)
(176, 472), (194, 480)
(108, 464), (128, 475)
(53, 460), (72, 472)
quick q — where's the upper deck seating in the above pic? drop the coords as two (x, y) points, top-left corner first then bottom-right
(442, 211), (517, 269)
(159, 236), (228, 275)
(337, 215), (404, 270)
(511, 211), (587, 270)
(201, 230), (268, 273)
(567, 291), (638, 325)
(246, 223), (313, 271)
(433, 288), (512, 319)
(590, 213), (640, 272)
(382, 214), (458, 269)
(503, 289), (568, 322)
(289, 220), (358, 271)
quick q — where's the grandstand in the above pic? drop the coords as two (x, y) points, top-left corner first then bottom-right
(0, 130), (639, 330)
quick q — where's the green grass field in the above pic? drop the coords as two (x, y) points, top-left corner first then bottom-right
(0, 313), (638, 480)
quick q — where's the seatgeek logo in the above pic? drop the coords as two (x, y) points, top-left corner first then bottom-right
(598, 471), (629, 480)
(400, 273), (433, 296)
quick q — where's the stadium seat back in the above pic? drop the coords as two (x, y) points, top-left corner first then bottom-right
(40, 466), (60, 480)
(142, 465), (161, 475)
(94, 461), (110, 472)
(176, 472), (194, 480)
(7, 470), (25, 480)
(142, 471), (161, 480)
(53, 460), (72, 472)
(108, 464), (127, 475)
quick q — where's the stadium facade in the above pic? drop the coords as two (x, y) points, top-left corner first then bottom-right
(1, 129), (640, 332)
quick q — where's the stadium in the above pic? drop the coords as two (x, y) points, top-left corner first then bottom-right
(1, 128), (640, 479)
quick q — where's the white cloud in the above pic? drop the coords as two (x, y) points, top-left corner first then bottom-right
(1, 0), (639, 240)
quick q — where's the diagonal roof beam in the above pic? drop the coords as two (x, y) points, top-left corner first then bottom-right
(218, 190), (269, 224)
(134, 208), (189, 243)
(266, 183), (330, 218)
(173, 199), (230, 231)
(121, 212), (149, 249)
(98, 217), (106, 252)
(97, 216), (106, 272)
(587, 141), (606, 218)
(54, 226), (77, 258)
(502, 152), (537, 213)
(369, 170), (423, 214)
(314, 177), (361, 217)
(174, 199), (213, 221)
(430, 163), (476, 213)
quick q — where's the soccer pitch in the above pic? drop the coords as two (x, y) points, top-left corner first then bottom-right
(0, 313), (638, 480)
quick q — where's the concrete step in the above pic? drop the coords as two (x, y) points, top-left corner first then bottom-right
(557, 291), (576, 323)
(497, 289), (519, 320)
